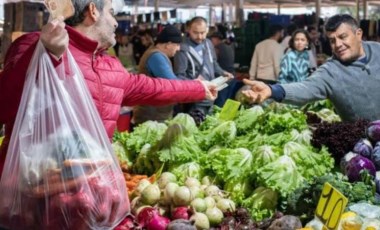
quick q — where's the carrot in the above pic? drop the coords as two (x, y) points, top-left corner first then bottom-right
(32, 175), (87, 198)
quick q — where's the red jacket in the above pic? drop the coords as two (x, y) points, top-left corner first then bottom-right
(0, 26), (205, 175)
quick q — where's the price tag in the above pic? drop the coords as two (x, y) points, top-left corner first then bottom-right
(315, 182), (348, 230)
(219, 99), (241, 121)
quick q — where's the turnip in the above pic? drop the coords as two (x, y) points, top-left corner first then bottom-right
(185, 177), (201, 187)
(188, 186), (204, 199)
(205, 185), (220, 196)
(201, 176), (212, 186)
(141, 184), (161, 205)
(204, 196), (216, 208)
(216, 198), (236, 212)
(164, 182), (179, 204)
(173, 186), (192, 206)
(190, 212), (210, 230)
(205, 207), (223, 226)
(133, 178), (151, 197)
(190, 198), (207, 212)
(130, 197), (143, 213)
(157, 172), (177, 189)
(212, 195), (223, 203)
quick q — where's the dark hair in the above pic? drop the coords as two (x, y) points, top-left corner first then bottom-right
(286, 23), (298, 36)
(268, 24), (283, 37)
(189, 16), (208, 27)
(324, 14), (359, 32)
(65, 0), (105, 26)
(288, 29), (311, 51)
(307, 26), (316, 33)
(209, 32), (223, 40)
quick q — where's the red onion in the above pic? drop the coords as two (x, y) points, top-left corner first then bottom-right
(146, 214), (170, 230)
(172, 206), (191, 220)
(136, 207), (159, 227)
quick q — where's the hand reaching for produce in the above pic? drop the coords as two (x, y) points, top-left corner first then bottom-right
(241, 79), (272, 104)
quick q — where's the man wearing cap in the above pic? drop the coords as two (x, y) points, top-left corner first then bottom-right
(132, 25), (183, 125)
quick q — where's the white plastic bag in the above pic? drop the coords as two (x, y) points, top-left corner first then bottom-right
(0, 40), (129, 229)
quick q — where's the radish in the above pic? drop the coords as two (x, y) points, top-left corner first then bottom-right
(190, 212), (210, 230)
(190, 198), (207, 213)
(141, 184), (161, 205)
(205, 207), (223, 226)
(217, 198), (236, 212)
(173, 186), (192, 206)
(157, 172), (177, 189)
(185, 177), (201, 187)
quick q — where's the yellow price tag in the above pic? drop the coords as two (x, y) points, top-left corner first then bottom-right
(315, 182), (348, 230)
(219, 99), (241, 121)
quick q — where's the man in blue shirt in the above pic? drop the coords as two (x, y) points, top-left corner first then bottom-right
(132, 25), (183, 125)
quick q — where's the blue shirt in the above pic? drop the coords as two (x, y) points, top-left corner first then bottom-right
(146, 52), (177, 79)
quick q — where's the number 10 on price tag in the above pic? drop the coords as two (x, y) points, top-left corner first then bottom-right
(315, 182), (348, 230)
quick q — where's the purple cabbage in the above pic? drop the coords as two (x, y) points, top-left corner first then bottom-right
(372, 142), (380, 170)
(353, 138), (373, 159)
(345, 155), (376, 182)
(340, 152), (358, 174)
(366, 120), (380, 143)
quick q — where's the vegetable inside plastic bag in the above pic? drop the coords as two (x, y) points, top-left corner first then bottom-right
(0, 41), (129, 229)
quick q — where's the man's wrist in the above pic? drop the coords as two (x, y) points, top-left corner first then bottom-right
(268, 84), (286, 102)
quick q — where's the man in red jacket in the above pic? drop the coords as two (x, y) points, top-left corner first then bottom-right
(0, 0), (217, 176)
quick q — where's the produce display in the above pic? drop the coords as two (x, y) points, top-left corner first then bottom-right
(113, 101), (380, 229)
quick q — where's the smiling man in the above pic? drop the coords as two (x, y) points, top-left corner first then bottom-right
(242, 14), (380, 122)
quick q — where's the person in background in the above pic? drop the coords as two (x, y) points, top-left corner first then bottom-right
(249, 24), (284, 84)
(278, 29), (312, 83)
(173, 16), (233, 115)
(114, 33), (135, 71)
(209, 32), (242, 107)
(242, 14), (380, 122)
(133, 25), (182, 125)
(0, 0), (218, 176)
(140, 29), (154, 51)
(281, 23), (297, 50)
(130, 26), (145, 65)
